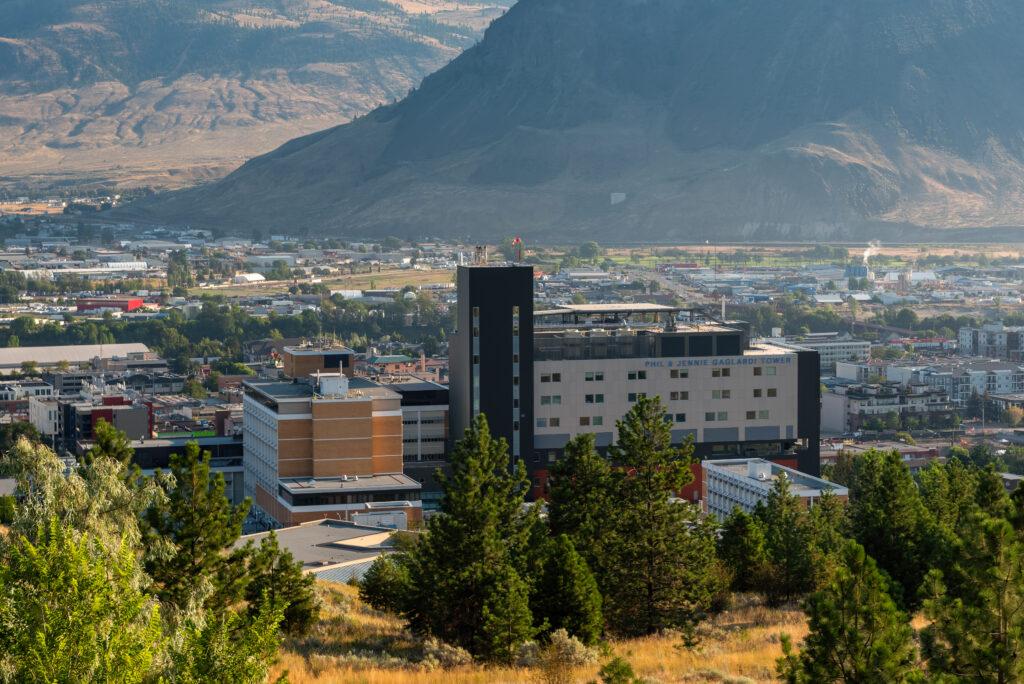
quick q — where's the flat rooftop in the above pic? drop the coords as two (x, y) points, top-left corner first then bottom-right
(244, 376), (398, 402)
(535, 303), (679, 316)
(279, 472), (420, 494)
(234, 520), (393, 569)
(706, 459), (847, 497)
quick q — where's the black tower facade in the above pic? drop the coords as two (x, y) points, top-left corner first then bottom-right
(450, 263), (534, 464)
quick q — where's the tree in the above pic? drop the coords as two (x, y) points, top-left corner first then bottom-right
(884, 410), (901, 431)
(244, 530), (319, 637)
(757, 474), (815, 604)
(777, 541), (920, 683)
(848, 450), (931, 610)
(403, 414), (537, 660)
(579, 241), (601, 261)
(602, 397), (716, 638)
(1004, 406), (1024, 427)
(185, 379), (206, 399)
(82, 418), (135, 467)
(359, 555), (412, 614)
(142, 441), (251, 610)
(169, 592), (286, 684)
(922, 514), (1024, 682)
(55, 359), (71, 372)
(0, 421), (41, 456)
(19, 360), (39, 376)
(0, 519), (162, 684)
(826, 451), (854, 487)
(532, 534), (603, 645)
(547, 433), (616, 587)
(717, 505), (768, 592)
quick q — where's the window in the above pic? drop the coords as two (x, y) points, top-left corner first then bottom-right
(553, 373), (561, 382)
(540, 395), (561, 405)
(759, 410), (770, 419)
(585, 371), (605, 382)
(472, 306), (480, 317)
(512, 326), (519, 336)
(579, 417), (590, 426)
(627, 370), (647, 380)
(628, 393), (637, 402)
(705, 412), (716, 421)
(675, 413), (686, 422)
(540, 373), (561, 383)
(767, 388), (777, 398)
(513, 353), (519, 363)
(712, 367), (731, 378)
(549, 417), (560, 427)
(746, 411), (756, 420)
(536, 418), (547, 428)
(473, 327), (480, 337)
(767, 367), (777, 376)
(712, 389), (732, 399)
(628, 371), (636, 380)
(754, 367), (763, 376)
(541, 373), (551, 383)
(670, 391), (679, 401)
(513, 421), (519, 430)
(753, 389), (762, 398)
(473, 354), (480, 365)
(585, 394), (604, 404)
(670, 369), (689, 379)
(593, 416), (603, 426)
(542, 393), (550, 405)
(717, 411), (728, 421)
(513, 376), (519, 386)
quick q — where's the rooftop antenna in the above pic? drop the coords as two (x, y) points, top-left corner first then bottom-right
(513, 237), (522, 263)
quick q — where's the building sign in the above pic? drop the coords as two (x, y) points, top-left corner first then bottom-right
(644, 356), (793, 368)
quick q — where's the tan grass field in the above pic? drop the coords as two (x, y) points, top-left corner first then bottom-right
(272, 584), (808, 684)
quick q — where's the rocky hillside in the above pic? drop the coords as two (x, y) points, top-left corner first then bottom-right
(0, 0), (511, 188)
(124, 0), (1024, 241)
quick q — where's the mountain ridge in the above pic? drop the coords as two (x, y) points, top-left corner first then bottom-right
(120, 0), (1024, 240)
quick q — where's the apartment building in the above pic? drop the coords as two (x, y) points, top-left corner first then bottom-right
(242, 371), (421, 528)
(702, 458), (848, 520)
(776, 333), (870, 371)
(959, 323), (1024, 360)
(0, 379), (53, 415)
(821, 382), (954, 432)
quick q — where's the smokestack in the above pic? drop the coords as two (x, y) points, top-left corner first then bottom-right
(862, 240), (881, 266)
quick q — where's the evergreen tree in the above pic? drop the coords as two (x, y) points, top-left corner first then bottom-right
(0, 519), (162, 684)
(922, 514), (1024, 682)
(359, 554), (412, 614)
(82, 418), (135, 467)
(806, 488), (849, 588)
(848, 449), (931, 609)
(717, 505), (768, 592)
(244, 530), (320, 636)
(918, 457), (977, 535)
(404, 414), (537, 659)
(532, 534), (603, 645)
(975, 463), (1013, 520)
(601, 396), (715, 638)
(547, 433), (617, 590)
(142, 441), (251, 610)
(757, 474), (815, 603)
(777, 541), (920, 683)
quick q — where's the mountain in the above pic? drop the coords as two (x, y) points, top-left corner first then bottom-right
(0, 0), (511, 189)
(122, 0), (1024, 241)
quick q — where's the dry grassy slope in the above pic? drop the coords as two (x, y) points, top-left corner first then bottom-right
(276, 583), (808, 684)
(0, 0), (512, 189)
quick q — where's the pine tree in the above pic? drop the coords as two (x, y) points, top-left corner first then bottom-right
(547, 433), (617, 591)
(359, 555), (412, 614)
(806, 488), (849, 588)
(404, 414), (537, 658)
(922, 513), (1024, 682)
(717, 505), (768, 592)
(244, 530), (320, 636)
(777, 540), (921, 683)
(82, 418), (135, 467)
(142, 441), (251, 610)
(602, 396), (715, 638)
(848, 449), (931, 609)
(532, 534), (603, 645)
(975, 463), (1013, 520)
(757, 474), (815, 603)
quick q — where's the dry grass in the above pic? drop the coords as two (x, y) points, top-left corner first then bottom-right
(272, 585), (807, 684)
